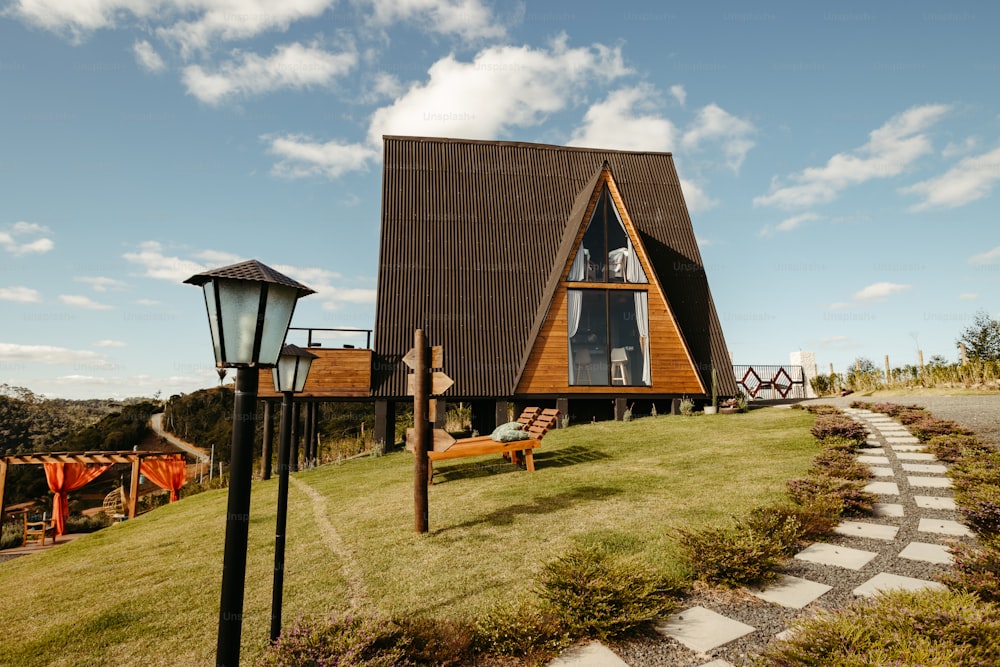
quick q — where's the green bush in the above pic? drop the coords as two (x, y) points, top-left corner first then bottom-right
(678, 514), (800, 588)
(787, 476), (875, 516)
(536, 546), (679, 640)
(759, 589), (1000, 666)
(763, 498), (842, 542)
(393, 616), (473, 667)
(472, 595), (567, 659)
(908, 415), (973, 442)
(64, 513), (111, 534)
(950, 450), (1000, 493)
(956, 484), (1000, 536)
(927, 434), (987, 464)
(938, 538), (1000, 604)
(1, 519), (24, 549)
(809, 448), (872, 481)
(258, 612), (411, 667)
(809, 414), (867, 444)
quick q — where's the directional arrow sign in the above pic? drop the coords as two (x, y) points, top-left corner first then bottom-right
(407, 371), (454, 396)
(406, 427), (456, 452)
(402, 345), (443, 370)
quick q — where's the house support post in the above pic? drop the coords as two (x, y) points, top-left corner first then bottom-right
(261, 401), (274, 480)
(290, 401), (300, 472)
(374, 400), (395, 455)
(614, 397), (627, 421)
(128, 458), (140, 520)
(495, 400), (509, 428)
(0, 459), (7, 518)
(303, 402), (315, 467)
(671, 398), (681, 415)
(432, 399), (446, 429)
(556, 398), (569, 427)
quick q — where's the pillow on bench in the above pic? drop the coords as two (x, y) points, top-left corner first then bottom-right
(491, 421), (531, 442)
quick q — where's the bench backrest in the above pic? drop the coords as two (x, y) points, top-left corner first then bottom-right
(516, 407), (541, 428)
(525, 408), (560, 440)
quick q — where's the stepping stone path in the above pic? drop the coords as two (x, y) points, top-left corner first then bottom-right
(548, 406), (981, 667)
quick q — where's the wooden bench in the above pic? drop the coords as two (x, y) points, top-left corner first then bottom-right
(427, 408), (560, 483)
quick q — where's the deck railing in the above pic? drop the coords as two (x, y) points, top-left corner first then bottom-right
(733, 364), (806, 400)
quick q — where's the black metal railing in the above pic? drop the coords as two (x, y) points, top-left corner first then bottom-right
(287, 327), (373, 349)
(733, 364), (806, 400)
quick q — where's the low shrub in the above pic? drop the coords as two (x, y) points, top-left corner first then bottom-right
(787, 476), (875, 516)
(950, 450), (1000, 493)
(816, 435), (863, 452)
(927, 434), (987, 464)
(938, 538), (1000, 604)
(802, 404), (841, 416)
(758, 588), (1000, 666)
(897, 407), (931, 424)
(908, 416), (973, 442)
(258, 612), (412, 667)
(956, 484), (1000, 537)
(472, 595), (567, 659)
(536, 546), (679, 640)
(809, 448), (872, 481)
(64, 513), (111, 534)
(848, 400), (873, 410)
(395, 616), (473, 666)
(1, 520), (23, 550)
(764, 498), (843, 542)
(871, 402), (921, 417)
(809, 414), (867, 444)
(677, 514), (800, 588)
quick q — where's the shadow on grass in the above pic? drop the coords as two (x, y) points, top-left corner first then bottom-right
(434, 484), (622, 534)
(430, 445), (611, 485)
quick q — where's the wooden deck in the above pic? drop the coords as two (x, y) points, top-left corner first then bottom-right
(257, 347), (372, 399)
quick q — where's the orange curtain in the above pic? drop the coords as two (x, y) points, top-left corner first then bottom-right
(43, 462), (111, 535)
(140, 459), (187, 502)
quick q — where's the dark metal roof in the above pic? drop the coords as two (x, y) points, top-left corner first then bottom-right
(373, 136), (736, 398)
(184, 259), (316, 297)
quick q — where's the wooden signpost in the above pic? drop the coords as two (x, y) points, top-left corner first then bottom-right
(404, 330), (453, 533)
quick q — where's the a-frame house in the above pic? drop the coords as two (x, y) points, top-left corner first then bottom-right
(372, 135), (735, 435)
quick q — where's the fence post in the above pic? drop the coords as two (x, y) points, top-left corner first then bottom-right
(885, 355), (891, 387)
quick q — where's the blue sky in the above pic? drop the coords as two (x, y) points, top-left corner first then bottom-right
(1, 0), (998, 399)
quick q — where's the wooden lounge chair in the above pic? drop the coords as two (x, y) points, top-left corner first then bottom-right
(427, 408), (560, 483)
(23, 512), (56, 546)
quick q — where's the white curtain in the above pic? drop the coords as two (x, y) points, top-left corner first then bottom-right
(567, 248), (586, 384)
(614, 207), (646, 284)
(634, 291), (651, 385)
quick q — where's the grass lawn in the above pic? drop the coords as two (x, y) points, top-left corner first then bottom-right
(0, 407), (816, 666)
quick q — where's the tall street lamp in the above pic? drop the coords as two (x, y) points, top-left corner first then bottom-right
(185, 260), (314, 667)
(269, 343), (316, 642)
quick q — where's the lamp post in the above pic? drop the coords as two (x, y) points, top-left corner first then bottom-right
(185, 260), (314, 667)
(269, 343), (316, 642)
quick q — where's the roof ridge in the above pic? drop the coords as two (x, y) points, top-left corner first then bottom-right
(381, 135), (673, 157)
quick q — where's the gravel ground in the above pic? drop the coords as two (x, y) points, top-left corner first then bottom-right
(602, 398), (992, 667)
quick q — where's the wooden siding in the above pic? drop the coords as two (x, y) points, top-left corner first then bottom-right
(257, 348), (372, 399)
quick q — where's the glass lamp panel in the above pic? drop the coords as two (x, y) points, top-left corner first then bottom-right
(201, 280), (224, 365)
(258, 284), (299, 366)
(216, 279), (265, 365)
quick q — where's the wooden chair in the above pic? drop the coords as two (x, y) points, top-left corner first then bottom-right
(23, 512), (56, 547)
(427, 408), (560, 483)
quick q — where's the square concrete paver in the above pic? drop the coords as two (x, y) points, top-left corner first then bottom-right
(860, 447), (885, 454)
(886, 436), (920, 444)
(547, 641), (629, 667)
(892, 444), (926, 452)
(857, 455), (891, 465)
(865, 481), (900, 495)
(897, 452), (936, 461)
(835, 520), (899, 541)
(870, 467), (894, 477)
(699, 661), (736, 667)
(901, 463), (948, 474)
(899, 541), (954, 565)
(918, 518), (973, 537)
(748, 575), (832, 609)
(656, 606), (755, 653)
(795, 542), (878, 570)
(914, 495), (956, 510)
(908, 476), (953, 488)
(872, 502), (904, 517)
(853, 572), (947, 597)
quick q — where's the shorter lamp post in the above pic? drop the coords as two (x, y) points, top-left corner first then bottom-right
(185, 260), (314, 667)
(269, 343), (317, 642)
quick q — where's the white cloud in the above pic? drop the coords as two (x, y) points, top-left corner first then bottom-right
(0, 221), (54, 255)
(568, 85), (676, 151)
(754, 104), (951, 209)
(133, 39), (165, 72)
(679, 178), (716, 214)
(827, 302), (853, 311)
(681, 102), (756, 172)
(123, 241), (208, 282)
(265, 134), (381, 179)
(75, 276), (127, 291)
(93, 339), (128, 347)
(0, 286), (41, 302)
(852, 281), (912, 301)
(959, 293), (978, 300)
(759, 212), (820, 237)
(669, 84), (686, 106)
(265, 37), (630, 178)
(901, 145), (1000, 211)
(3, 0), (163, 40)
(968, 245), (1000, 266)
(271, 262), (369, 311)
(59, 294), (114, 310)
(182, 42), (357, 105)
(194, 249), (245, 265)
(365, 0), (506, 41)
(0, 342), (106, 365)
(942, 136), (979, 159)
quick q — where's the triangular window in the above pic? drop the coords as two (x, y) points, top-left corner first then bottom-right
(567, 186), (648, 284)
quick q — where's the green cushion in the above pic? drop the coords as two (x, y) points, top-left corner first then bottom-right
(492, 428), (532, 442)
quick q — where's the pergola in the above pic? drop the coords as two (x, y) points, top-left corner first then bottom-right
(0, 451), (187, 531)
